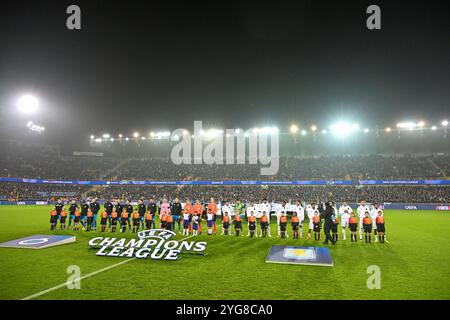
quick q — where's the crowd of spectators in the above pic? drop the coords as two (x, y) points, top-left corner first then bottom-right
(1, 183), (448, 204)
(1, 146), (449, 181)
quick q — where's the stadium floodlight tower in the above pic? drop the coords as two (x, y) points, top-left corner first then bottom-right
(330, 121), (359, 138)
(290, 124), (299, 134)
(17, 94), (39, 114)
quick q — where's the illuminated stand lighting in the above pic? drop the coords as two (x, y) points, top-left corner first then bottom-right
(290, 124), (299, 134)
(26, 121), (45, 133)
(17, 95), (39, 114)
(442, 120), (449, 127)
(329, 122), (359, 138)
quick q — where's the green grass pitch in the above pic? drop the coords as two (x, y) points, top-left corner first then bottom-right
(0, 206), (449, 300)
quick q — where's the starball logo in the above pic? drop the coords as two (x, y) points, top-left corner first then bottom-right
(170, 120), (279, 175)
(88, 229), (207, 260)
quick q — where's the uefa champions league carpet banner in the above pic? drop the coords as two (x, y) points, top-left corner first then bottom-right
(266, 246), (333, 267)
(0, 235), (76, 249)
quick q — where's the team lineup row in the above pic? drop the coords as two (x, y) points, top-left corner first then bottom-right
(49, 197), (387, 244)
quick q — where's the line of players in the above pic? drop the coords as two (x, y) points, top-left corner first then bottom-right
(49, 197), (386, 243)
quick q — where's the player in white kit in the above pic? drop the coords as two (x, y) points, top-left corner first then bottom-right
(357, 200), (370, 240)
(306, 202), (317, 240)
(292, 200), (305, 238)
(339, 201), (353, 240)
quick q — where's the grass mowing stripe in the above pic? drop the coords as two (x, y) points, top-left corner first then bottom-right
(21, 234), (195, 300)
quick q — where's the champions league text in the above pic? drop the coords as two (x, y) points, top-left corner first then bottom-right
(88, 229), (207, 260)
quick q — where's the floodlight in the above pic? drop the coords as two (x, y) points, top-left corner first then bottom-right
(385, 127), (391, 132)
(442, 120), (448, 127)
(102, 134), (110, 139)
(118, 134), (123, 138)
(95, 138), (102, 143)
(321, 129), (327, 134)
(330, 121), (359, 137)
(418, 121), (425, 128)
(290, 125), (298, 133)
(364, 128), (370, 133)
(301, 130), (307, 136)
(311, 125), (317, 132)
(90, 135), (95, 140)
(17, 94), (39, 114)
(431, 126), (437, 130)
(133, 132), (139, 138)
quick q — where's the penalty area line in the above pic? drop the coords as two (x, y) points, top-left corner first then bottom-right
(21, 234), (195, 300)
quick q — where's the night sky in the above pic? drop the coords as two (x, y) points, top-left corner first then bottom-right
(0, 0), (449, 146)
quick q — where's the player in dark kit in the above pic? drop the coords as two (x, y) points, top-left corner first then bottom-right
(137, 199), (146, 230)
(124, 200), (133, 232)
(320, 200), (336, 245)
(67, 199), (78, 229)
(104, 200), (114, 229)
(80, 200), (89, 230)
(171, 198), (182, 233)
(53, 199), (64, 229)
(147, 198), (157, 229)
(331, 215), (339, 242)
(90, 198), (100, 231)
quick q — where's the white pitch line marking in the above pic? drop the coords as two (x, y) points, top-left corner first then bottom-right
(21, 234), (195, 300)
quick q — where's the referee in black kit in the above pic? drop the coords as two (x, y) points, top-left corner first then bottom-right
(320, 193), (336, 245)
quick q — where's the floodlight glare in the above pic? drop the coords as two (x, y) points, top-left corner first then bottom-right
(118, 134), (123, 138)
(110, 138), (114, 142)
(301, 130), (307, 136)
(364, 128), (370, 133)
(330, 122), (359, 137)
(418, 121), (425, 128)
(290, 125), (298, 133)
(17, 94), (39, 114)
(133, 132), (139, 138)
(442, 120), (448, 127)
(311, 125), (317, 132)
(95, 138), (102, 143)
(431, 126), (437, 130)
(321, 129), (327, 134)
(385, 127), (392, 132)
(102, 134), (110, 139)
(90, 135), (95, 140)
